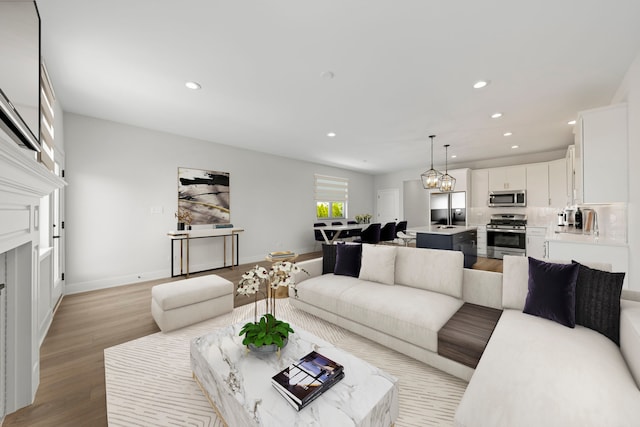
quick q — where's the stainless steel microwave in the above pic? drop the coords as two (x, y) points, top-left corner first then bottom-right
(488, 190), (526, 207)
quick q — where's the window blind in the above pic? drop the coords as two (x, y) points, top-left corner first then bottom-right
(314, 174), (348, 201)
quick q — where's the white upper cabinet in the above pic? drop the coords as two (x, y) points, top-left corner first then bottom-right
(574, 103), (628, 204)
(448, 168), (470, 193)
(548, 158), (568, 209)
(471, 169), (489, 208)
(488, 165), (526, 192)
(566, 145), (576, 205)
(525, 163), (549, 207)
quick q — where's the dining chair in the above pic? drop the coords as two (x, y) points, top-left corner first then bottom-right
(354, 223), (381, 244)
(396, 231), (416, 247)
(346, 220), (361, 239)
(396, 221), (407, 234)
(379, 222), (397, 243)
(314, 222), (332, 245)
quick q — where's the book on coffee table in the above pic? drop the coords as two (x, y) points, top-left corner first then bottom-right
(271, 351), (344, 410)
(273, 370), (345, 411)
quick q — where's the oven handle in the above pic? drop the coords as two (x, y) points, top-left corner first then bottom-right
(486, 229), (526, 234)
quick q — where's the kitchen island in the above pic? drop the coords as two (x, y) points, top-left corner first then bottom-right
(407, 225), (478, 268)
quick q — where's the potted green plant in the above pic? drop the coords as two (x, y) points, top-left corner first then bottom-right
(238, 313), (293, 351)
(236, 261), (307, 352)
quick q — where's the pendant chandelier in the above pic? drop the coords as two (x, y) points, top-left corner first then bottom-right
(438, 144), (456, 192)
(420, 135), (442, 189)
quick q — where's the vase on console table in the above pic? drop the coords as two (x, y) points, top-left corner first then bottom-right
(177, 222), (185, 230)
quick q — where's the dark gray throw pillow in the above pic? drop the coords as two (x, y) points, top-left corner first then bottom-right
(322, 244), (337, 274)
(523, 257), (579, 328)
(573, 261), (625, 345)
(334, 243), (362, 277)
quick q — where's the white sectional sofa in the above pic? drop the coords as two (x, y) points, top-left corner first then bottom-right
(289, 244), (640, 426)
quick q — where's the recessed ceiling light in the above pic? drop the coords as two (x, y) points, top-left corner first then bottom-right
(491, 112), (503, 119)
(567, 120), (576, 125)
(511, 145), (519, 149)
(327, 132), (337, 138)
(504, 132), (513, 137)
(321, 71), (335, 80)
(473, 80), (490, 89)
(451, 155), (457, 158)
(185, 81), (201, 90)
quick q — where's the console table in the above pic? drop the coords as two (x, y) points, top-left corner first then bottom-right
(167, 228), (244, 277)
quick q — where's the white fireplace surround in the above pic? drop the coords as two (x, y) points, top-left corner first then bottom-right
(0, 136), (65, 418)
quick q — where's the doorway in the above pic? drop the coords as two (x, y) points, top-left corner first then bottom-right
(376, 188), (400, 224)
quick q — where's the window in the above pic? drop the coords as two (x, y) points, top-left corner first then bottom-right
(39, 62), (55, 172)
(314, 174), (348, 219)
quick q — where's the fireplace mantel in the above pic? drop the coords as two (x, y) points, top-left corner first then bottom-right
(0, 136), (66, 416)
(0, 135), (65, 197)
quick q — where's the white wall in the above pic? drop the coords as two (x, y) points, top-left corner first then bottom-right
(63, 113), (374, 293)
(613, 52), (640, 290)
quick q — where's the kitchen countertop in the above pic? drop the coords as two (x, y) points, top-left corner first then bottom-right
(546, 226), (627, 247)
(407, 225), (478, 236)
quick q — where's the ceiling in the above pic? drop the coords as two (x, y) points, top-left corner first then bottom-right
(37, 0), (640, 175)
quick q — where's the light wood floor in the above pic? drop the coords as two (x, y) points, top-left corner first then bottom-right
(3, 250), (501, 426)
(472, 256), (504, 273)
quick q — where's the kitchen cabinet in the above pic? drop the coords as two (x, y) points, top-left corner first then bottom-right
(471, 169), (489, 208)
(526, 227), (547, 259)
(566, 145), (576, 205)
(547, 239), (629, 288)
(488, 165), (526, 192)
(477, 225), (487, 257)
(428, 168), (470, 194)
(548, 158), (567, 208)
(525, 163), (549, 207)
(574, 103), (628, 204)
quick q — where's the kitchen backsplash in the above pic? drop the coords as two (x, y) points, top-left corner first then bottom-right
(469, 205), (628, 242)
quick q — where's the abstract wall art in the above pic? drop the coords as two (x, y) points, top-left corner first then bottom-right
(178, 167), (230, 225)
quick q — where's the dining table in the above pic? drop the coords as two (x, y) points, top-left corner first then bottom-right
(314, 223), (371, 244)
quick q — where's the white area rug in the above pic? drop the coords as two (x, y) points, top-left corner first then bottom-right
(104, 300), (467, 426)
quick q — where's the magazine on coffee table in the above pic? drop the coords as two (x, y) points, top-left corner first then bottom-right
(271, 351), (344, 410)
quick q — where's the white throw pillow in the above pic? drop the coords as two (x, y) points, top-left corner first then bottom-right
(359, 244), (397, 285)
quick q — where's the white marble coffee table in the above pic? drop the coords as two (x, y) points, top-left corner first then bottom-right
(190, 322), (398, 427)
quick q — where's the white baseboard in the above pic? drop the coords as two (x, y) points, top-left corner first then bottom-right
(64, 269), (169, 295)
(64, 246), (319, 295)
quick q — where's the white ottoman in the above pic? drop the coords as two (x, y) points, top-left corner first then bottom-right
(151, 275), (234, 332)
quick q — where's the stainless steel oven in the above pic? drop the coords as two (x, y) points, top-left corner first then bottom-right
(486, 214), (527, 259)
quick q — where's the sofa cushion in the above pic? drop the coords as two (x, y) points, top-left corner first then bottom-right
(455, 309), (640, 427)
(574, 261), (625, 345)
(502, 255), (612, 311)
(358, 244), (396, 285)
(394, 246), (463, 298)
(292, 274), (362, 314)
(620, 299), (640, 389)
(334, 242), (362, 277)
(336, 282), (464, 352)
(523, 257), (579, 328)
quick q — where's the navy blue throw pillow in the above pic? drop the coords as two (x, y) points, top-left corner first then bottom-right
(334, 243), (362, 277)
(523, 257), (579, 328)
(573, 261), (625, 345)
